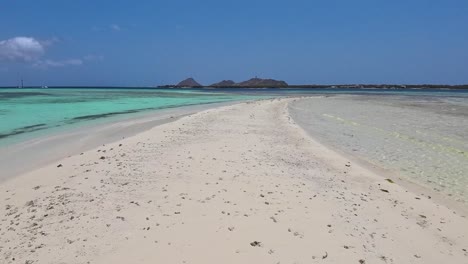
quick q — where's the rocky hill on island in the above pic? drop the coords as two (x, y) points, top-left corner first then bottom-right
(176, 78), (202, 87)
(171, 77), (288, 88)
(209, 78), (288, 88)
(234, 78), (288, 88)
(210, 80), (236, 87)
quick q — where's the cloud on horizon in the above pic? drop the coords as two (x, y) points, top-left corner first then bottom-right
(0, 36), (101, 70)
(0, 37), (45, 62)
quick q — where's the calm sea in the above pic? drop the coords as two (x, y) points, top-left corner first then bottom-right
(0, 88), (269, 147)
(1, 87), (467, 147)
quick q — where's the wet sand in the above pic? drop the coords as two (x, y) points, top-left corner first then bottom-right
(1, 98), (467, 264)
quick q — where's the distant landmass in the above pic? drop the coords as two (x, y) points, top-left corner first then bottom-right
(169, 77), (289, 88)
(235, 78), (288, 88)
(211, 78), (288, 88)
(155, 77), (468, 89)
(211, 80), (236, 87)
(176, 78), (202, 87)
(2, 83), (468, 90)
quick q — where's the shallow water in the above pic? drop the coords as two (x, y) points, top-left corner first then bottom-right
(1, 87), (467, 147)
(0, 88), (267, 146)
(289, 94), (468, 205)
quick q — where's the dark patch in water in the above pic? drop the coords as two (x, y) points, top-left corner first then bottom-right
(22, 124), (47, 130)
(0, 123), (47, 139)
(0, 92), (50, 99)
(66, 102), (217, 124)
(70, 109), (142, 121)
(1, 101), (225, 141)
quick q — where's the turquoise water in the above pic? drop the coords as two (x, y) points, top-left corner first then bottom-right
(1, 87), (467, 148)
(0, 88), (269, 146)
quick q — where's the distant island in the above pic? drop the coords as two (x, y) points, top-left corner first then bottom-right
(157, 78), (468, 89)
(210, 80), (236, 87)
(167, 77), (289, 88)
(213, 78), (288, 88)
(2, 79), (468, 90)
(176, 78), (203, 88)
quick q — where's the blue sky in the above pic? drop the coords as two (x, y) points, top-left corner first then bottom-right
(1, 0), (467, 86)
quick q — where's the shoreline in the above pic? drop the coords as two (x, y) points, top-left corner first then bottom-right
(0, 100), (245, 181)
(1, 97), (467, 263)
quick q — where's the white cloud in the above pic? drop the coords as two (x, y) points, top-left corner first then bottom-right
(110, 24), (121, 31)
(33, 59), (83, 69)
(0, 36), (100, 70)
(0, 37), (45, 62)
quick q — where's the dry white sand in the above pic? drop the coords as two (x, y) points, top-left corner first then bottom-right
(1, 98), (467, 264)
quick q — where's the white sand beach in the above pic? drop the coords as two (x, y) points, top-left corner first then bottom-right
(1, 98), (468, 264)
(0, 101), (239, 181)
